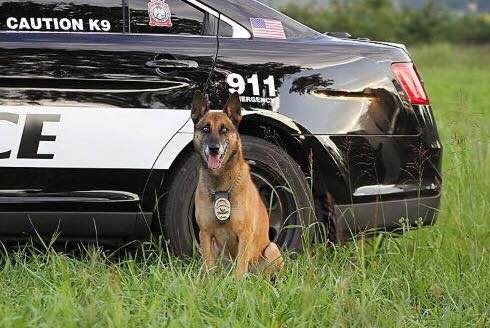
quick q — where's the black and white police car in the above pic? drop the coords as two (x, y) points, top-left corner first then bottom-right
(0, 0), (442, 254)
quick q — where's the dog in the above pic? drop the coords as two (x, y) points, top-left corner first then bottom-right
(191, 91), (284, 277)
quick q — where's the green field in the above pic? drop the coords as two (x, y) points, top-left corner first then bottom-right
(0, 44), (489, 327)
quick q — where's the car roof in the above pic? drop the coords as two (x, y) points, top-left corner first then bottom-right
(200, 0), (322, 39)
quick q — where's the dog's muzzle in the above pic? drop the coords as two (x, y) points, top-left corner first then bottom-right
(204, 142), (228, 170)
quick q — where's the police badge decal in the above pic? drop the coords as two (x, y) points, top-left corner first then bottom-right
(148, 0), (172, 27)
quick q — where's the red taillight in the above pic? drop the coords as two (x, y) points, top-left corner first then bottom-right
(391, 62), (430, 105)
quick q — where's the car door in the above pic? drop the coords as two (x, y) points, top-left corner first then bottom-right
(0, 0), (220, 239)
(125, 0), (251, 210)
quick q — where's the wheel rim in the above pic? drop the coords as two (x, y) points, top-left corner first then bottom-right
(186, 159), (298, 249)
(249, 159), (298, 246)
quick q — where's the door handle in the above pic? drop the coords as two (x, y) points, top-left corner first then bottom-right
(145, 59), (199, 69)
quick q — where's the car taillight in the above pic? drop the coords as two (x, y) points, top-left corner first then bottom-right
(391, 62), (430, 105)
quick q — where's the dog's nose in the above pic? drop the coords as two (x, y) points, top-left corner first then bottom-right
(208, 144), (220, 155)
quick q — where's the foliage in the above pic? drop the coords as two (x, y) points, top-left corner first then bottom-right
(281, 0), (490, 45)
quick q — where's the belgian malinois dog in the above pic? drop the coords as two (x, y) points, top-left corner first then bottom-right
(191, 91), (284, 277)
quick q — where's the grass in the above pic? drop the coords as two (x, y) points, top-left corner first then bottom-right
(0, 44), (489, 327)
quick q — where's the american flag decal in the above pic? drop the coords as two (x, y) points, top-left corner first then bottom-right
(250, 18), (286, 39)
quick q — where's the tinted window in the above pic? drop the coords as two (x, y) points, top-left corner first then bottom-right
(0, 0), (123, 33)
(206, 15), (233, 37)
(130, 0), (205, 35)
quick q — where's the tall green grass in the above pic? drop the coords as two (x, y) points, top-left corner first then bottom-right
(0, 44), (489, 327)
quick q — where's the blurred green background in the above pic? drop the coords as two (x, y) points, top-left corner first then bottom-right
(269, 0), (490, 45)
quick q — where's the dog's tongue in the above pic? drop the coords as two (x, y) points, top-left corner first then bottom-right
(207, 154), (221, 170)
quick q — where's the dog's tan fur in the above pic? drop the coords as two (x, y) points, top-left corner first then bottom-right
(191, 91), (284, 277)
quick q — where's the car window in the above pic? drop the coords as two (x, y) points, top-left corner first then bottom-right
(0, 0), (123, 33)
(129, 0), (232, 36)
(130, 0), (204, 35)
(200, 0), (321, 39)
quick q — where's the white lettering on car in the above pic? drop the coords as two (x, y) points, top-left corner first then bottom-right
(42, 17), (53, 29)
(89, 19), (101, 31)
(53, 17), (59, 29)
(4, 17), (110, 32)
(100, 20), (111, 31)
(227, 73), (278, 104)
(30, 18), (42, 30)
(6, 17), (18, 29)
(59, 18), (71, 31)
(72, 18), (84, 31)
(88, 19), (111, 31)
(18, 17), (30, 29)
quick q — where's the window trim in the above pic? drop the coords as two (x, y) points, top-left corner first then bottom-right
(185, 0), (250, 38)
(0, 30), (233, 38)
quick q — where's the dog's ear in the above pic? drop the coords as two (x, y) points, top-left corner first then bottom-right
(191, 91), (209, 124)
(223, 93), (242, 126)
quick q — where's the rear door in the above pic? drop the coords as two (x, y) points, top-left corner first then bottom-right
(124, 0), (250, 205)
(0, 0), (220, 238)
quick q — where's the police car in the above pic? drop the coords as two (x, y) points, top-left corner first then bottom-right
(0, 0), (442, 254)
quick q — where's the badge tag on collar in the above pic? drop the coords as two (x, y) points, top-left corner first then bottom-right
(148, 0), (172, 27)
(214, 191), (231, 223)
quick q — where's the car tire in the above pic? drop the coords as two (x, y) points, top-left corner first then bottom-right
(159, 135), (316, 258)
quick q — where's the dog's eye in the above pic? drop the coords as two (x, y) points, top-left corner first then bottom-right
(202, 126), (210, 133)
(220, 126), (228, 134)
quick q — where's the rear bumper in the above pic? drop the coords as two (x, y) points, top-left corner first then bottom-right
(333, 194), (441, 242)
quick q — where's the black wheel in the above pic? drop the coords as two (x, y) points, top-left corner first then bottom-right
(158, 135), (316, 257)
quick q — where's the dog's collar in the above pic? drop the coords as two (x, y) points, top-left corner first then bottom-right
(209, 172), (243, 224)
